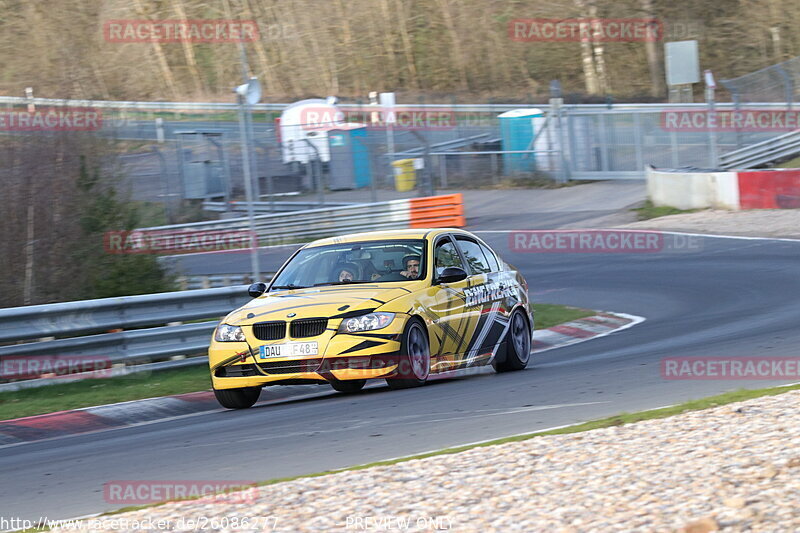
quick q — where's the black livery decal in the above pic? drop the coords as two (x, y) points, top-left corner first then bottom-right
(347, 332), (400, 340)
(464, 281), (515, 308)
(332, 308), (377, 319)
(339, 340), (386, 354)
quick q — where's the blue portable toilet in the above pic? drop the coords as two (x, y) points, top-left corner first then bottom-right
(498, 108), (544, 174)
(327, 124), (372, 190)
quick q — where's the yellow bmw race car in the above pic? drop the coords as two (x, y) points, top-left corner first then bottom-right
(209, 228), (534, 409)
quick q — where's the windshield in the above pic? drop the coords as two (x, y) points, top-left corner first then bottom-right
(270, 239), (427, 289)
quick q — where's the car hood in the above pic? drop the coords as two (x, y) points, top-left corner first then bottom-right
(225, 283), (416, 325)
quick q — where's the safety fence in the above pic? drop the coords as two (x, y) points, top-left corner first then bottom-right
(720, 56), (800, 107)
(137, 194), (465, 246)
(4, 95), (795, 195)
(0, 286), (252, 386)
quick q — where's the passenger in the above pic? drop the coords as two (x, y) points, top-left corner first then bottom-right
(332, 263), (360, 282)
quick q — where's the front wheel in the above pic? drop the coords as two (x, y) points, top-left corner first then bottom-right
(387, 319), (430, 389)
(330, 379), (366, 393)
(494, 309), (531, 372)
(214, 386), (262, 409)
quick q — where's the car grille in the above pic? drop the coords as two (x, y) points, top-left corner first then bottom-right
(290, 318), (328, 338)
(215, 364), (257, 378)
(259, 359), (323, 374)
(214, 360), (323, 377)
(252, 321), (286, 340)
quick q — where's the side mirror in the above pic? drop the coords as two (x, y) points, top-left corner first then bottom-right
(437, 267), (467, 284)
(248, 282), (268, 298)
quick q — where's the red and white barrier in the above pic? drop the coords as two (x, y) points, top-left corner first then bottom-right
(647, 167), (800, 210)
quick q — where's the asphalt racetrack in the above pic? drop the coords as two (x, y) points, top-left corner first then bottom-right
(2, 232), (800, 522)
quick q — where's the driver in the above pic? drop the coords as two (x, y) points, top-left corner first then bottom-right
(400, 255), (421, 279)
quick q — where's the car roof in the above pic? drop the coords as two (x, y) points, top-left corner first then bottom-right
(305, 228), (472, 248)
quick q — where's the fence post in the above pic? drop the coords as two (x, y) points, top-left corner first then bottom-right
(777, 66), (793, 111)
(633, 113), (644, 171)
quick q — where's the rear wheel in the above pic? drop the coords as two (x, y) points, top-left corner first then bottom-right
(494, 309), (531, 372)
(387, 319), (430, 389)
(214, 386), (262, 409)
(330, 379), (366, 393)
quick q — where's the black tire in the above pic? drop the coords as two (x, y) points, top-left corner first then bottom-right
(330, 379), (366, 393)
(494, 309), (531, 372)
(387, 318), (430, 389)
(213, 386), (262, 409)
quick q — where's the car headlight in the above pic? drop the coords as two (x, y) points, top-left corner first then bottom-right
(214, 323), (246, 342)
(339, 312), (395, 333)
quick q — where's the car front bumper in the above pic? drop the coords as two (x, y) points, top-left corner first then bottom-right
(209, 317), (407, 390)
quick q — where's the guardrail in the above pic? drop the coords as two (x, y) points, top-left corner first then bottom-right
(0, 285), (248, 343)
(139, 194), (465, 245)
(202, 200), (354, 213)
(0, 321), (218, 365)
(0, 286), (253, 385)
(719, 129), (800, 169)
(176, 273), (275, 290)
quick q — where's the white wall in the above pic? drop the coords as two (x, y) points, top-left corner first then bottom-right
(646, 168), (740, 210)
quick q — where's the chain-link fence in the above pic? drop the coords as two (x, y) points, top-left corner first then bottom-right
(720, 56), (800, 107)
(3, 95), (795, 218)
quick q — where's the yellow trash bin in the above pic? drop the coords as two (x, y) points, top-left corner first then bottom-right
(391, 159), (417, 192)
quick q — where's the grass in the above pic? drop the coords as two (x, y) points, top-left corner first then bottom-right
(776, 156), (800, 168)
(25, 380), (800, 530)
(533, 303), (593, 329)
(1, 303), (594, 420)
(632, 199), (701, 221)
(0, 365), (212, 420)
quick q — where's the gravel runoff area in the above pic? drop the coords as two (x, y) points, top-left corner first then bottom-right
(50, 389), (800, 532)
(619, 209), (800, 239)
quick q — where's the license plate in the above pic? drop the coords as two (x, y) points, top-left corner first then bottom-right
(259, 342), (318, 359)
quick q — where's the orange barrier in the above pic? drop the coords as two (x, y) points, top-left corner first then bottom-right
(408, 193), (465, 228)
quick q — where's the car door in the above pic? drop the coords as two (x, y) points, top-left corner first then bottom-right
(422, 234), (481, 373)
(453, 235), (510, 366)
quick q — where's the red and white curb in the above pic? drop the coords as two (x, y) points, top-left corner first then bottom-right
(0, 311), (644, 447)
(0, 390), (219, 447)
(533, 311), (645, 353)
